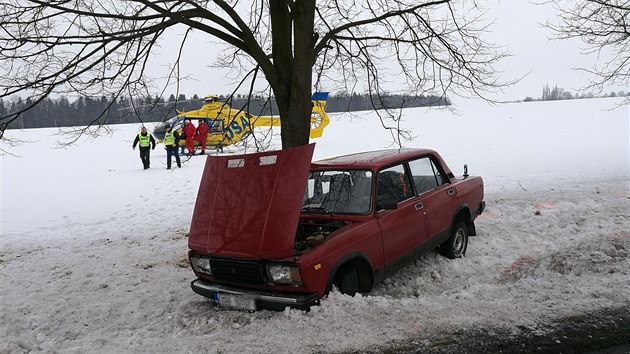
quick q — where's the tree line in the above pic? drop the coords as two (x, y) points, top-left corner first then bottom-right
(524, 84), (630, 102)
(1, 92), (450, 130)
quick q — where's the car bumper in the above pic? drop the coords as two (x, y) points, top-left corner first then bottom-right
(191, 279), (320, 311)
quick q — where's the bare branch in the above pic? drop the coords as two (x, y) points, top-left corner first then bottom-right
(548, 0), (630, 94)
(0, 0), (509, 149)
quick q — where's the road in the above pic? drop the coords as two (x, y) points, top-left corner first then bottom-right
(374, 307), (630, 354)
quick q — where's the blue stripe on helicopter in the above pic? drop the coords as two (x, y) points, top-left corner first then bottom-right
(311, 92), (329, 101)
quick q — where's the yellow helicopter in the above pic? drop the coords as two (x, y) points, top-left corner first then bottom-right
(152, 92), (330, 149)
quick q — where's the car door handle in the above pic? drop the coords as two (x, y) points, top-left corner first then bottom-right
(415, 202), (424, 210)
(447, 188), (455, 196)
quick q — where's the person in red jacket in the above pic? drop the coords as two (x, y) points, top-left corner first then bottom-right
(196, 119), (210, 155)
(183, 119), (197, 155)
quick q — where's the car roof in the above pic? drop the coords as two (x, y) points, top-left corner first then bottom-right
(311, 148), (437, 169)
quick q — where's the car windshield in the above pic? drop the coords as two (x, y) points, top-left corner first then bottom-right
(302, 169), (373, 214)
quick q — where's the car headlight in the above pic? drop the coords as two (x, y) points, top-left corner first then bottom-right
(266, 264), (302, 285)
(190, 254), (212, 275)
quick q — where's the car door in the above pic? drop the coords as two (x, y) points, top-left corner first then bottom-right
(375, 163), (429, 264)
(408, 156), (457, 240)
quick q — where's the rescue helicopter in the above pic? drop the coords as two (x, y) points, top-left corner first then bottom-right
(152, 92), (330, 150)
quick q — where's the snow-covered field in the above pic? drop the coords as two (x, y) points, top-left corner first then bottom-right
(1, 97), (628, 353)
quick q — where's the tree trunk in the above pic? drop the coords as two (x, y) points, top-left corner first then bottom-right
(269, 0), (316, 149)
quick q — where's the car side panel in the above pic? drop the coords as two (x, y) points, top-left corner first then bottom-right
(421, 183), (459, 238)
(298, 219), (384, 297)
(376, 198), (429, 265)
(451, 176), (485, 220)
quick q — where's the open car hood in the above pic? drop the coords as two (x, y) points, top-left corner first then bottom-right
(188, 144), (315, 258)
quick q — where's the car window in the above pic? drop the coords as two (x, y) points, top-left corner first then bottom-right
(376, 164), (412, 210)
(408, 157), (448, 195)
(302, 170), (372, 214)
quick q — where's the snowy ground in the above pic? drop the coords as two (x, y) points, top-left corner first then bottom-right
(1, 97), (628, 353)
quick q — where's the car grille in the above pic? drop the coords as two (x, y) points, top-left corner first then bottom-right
(210, 257), (267, 285)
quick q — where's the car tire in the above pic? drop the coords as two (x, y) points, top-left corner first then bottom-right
(439, 220), (468, 259)
(336, 264), (359, 296)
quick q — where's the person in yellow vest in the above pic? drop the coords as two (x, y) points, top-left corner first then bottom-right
(163, 124), (181, 169)
(132, 126), (156, 169)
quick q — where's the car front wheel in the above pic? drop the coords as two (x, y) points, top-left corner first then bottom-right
(335, 264), (359, 296)
(439, 220), (468, 259)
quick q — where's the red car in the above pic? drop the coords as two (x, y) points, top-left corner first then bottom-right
(188, 144), (485, 311)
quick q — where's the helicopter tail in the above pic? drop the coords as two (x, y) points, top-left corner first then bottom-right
(311, 92), (329, 104)
(248, 92), (330, 139)
(309, 92), (330, 139)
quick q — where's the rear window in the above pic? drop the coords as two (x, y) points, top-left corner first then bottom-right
(408, 157), (449, 195)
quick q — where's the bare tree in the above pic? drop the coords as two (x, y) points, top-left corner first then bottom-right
(0, 0), (505, 148)
(549, 0), (630, 95)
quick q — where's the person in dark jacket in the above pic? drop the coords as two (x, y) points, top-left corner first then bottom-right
(132, 126), (156, 169)
(163, 124), (181, 169)
(178, 120), (187, 155)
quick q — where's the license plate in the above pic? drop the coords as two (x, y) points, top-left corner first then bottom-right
(214, 293), (257, 311)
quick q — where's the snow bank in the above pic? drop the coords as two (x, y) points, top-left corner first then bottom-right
(0, 97), (628, 353)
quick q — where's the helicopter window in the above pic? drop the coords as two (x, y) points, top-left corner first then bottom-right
(210, 119), (223, 133)
(167, 116), (184, 127)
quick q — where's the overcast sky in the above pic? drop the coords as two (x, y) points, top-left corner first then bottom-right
(151, 1), (626, 101)
(482, 0), (625, 100)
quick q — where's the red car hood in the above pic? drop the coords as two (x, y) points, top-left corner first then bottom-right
(188, 144), (315, 258)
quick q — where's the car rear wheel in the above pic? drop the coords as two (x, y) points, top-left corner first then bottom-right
(335, 264), (359, 296)
(439, 220), (468, 259)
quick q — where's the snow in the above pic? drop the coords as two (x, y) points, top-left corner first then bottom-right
(1, 97), (629, 353)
